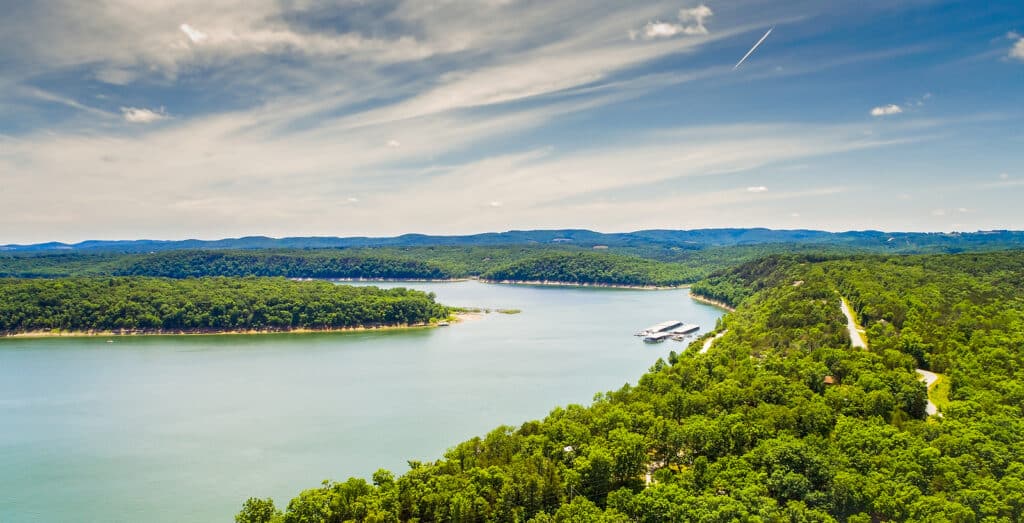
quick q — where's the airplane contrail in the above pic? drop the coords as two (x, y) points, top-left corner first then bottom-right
(733, 26), (774, 70)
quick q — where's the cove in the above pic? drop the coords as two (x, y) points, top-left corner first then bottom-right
(0, 281), (723, 522)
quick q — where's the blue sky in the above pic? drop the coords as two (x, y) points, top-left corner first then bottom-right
(0, 0), (1022, 243)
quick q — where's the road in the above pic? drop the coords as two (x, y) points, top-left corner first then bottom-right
(841, 297), (942, 417)
(839, 298), (867, 349)
(701, 330), (727, 354)
(915, 369), (941, 417)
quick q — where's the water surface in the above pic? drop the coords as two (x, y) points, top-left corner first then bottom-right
(0, 281), (722, 522)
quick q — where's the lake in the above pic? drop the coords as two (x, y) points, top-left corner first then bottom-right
(0, 281), (723, 522)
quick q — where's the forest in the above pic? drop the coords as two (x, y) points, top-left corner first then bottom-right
(235, 251), (1024, 522)
(0, 277), (450, 335)
(479, 251), (701, 287)
(0, 244), (870, 287)
(0, 247), (712, 286)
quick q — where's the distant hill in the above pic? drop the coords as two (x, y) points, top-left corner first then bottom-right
(3, 228), (1023, 254)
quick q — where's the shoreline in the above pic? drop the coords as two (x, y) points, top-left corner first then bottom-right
(294, 276), (691, 291)
(479, 279), (688, 290)
(0, 315), (480, 339)
(293, 277), (471, 283)
(688, 293), (736, 312)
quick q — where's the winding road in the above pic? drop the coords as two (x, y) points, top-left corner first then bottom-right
(915, 369), (940, 416)
(839, 297), (942, 417)
(701, 330), (727, 354)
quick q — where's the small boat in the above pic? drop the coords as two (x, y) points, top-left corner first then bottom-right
(437, 321), (450, 327)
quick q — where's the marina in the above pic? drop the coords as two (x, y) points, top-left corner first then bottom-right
(642, 331), (674, 343)
(637, 321), (700, 343)
(635, 320), (684, 337)
(670, 324), (700, 335)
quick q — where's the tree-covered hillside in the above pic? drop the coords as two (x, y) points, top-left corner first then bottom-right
(480, 252), (700, 286)
(237, 252), (1024, 522)
(0, 277), (450, 335)
(114, 250), (456, 280)
(5, 238), (1024, 288)
(0, 247), (712, 285)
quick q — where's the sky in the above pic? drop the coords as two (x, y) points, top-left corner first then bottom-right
(0, 0), (1022, 243)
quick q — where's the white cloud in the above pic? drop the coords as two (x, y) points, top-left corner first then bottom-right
(931, 209), (946, 216)
(641, 22), (686, 39)
(1000, 172), (1010, 180)
(94, 67), (136, 85)
(747, 186), (768, 192)
(678, 5), (714, 34)
(120, 107), (168, 123)
(0, 1), (971, 241)
(0, 117), (927, 242)
(870, 104), (903, 117)
(1009, 32), (1024, 61)
(179, 23), (208, 44)
(638, 4), (713, 39)
(20, 87), (114, 118)
(790, 212), (801, 217)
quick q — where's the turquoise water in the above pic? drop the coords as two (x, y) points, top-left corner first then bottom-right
(0, 282), (722, 522)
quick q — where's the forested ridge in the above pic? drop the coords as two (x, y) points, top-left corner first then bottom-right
(0, 247), (711, 286)
(115, 250), (456, 280)
(480, 252), (700, 287)
(6, 241), (1024, 288)
(0, 277), (450, 335)
(237, 252), (1024, 522)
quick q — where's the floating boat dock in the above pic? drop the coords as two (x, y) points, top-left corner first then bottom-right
(643, 332), (674, 343)
(635, 320), (684, 337)
(637, 321), (700, 343)
(669, 324), (700, 335)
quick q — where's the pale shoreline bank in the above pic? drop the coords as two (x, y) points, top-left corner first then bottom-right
(1, 312), (480, 339)
(293, 277), (472, 283)
(479, 279), (688, 290)
(304, 276), (690, 291)
(688, 293), (736, 312)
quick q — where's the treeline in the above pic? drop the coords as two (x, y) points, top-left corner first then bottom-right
(0, 277), (450, 335)
(0, 247), (716, 287)
(0, 252), (125, 278)
(238, 251), (1024, 522)
(114, 250), (455, 280)
(689, 253), (844, 308)
(481, 252), (702, 286)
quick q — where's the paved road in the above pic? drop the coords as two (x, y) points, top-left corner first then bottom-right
(916, 368), (941, 416)
(840, 297), (942, 418)
(839, 298), (867, 349)
(701, 330), (727, 353)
